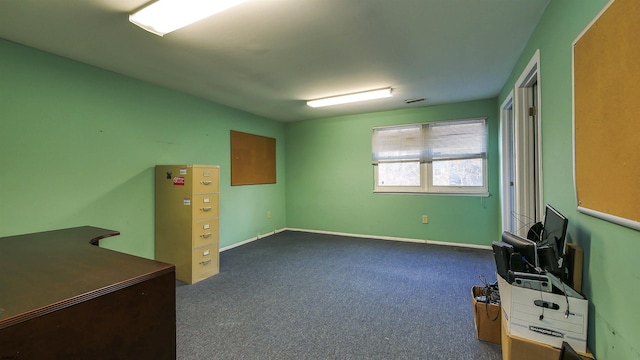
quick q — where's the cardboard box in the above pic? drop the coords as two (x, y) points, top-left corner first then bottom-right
(501, 314), (594, 360)
(498, 275), (588, 353)
(566, 243), (584, 293)
(471, 285), (501, 344)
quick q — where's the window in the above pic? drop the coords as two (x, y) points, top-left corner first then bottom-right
(372, 118), (488, 195)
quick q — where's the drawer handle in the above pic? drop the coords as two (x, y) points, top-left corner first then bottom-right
(200, 180), (212, 185)
(200, 259), (212, 266)
(201, 207), (212, 212)
(200, 232), (212, 238)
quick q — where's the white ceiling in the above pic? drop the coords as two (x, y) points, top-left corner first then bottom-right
(0, 0), (549, 122)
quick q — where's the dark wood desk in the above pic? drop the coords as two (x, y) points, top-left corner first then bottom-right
(0, 226), (176, 359)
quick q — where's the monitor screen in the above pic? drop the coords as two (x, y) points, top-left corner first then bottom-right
(541, 205), (568, 259)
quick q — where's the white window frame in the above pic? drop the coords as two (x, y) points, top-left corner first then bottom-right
(373, 117), (489, 196)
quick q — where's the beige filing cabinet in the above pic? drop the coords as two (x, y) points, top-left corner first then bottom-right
(155, 164), (220, 284)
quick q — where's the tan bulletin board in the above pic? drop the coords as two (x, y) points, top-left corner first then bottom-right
(573, 0), (640, 230)
(230, 130), (276, 186)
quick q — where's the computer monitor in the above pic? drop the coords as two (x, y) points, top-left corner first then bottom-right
(492, 241), (513, 280)
(559, 341), (581, 360)
(501, 231), (538, 271)
(541, 205), (569, 256)
(538, 205), (569, 275)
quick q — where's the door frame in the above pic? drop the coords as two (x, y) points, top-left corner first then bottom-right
(501, 49), (544, 236)
(499, 92), (515, 233)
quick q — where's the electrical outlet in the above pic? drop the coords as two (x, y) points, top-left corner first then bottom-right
(422, 215), (429, 224)
(267, 210), (272, 219)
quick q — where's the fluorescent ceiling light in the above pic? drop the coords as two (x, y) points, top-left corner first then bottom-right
(306, 88), (393, 108)
(130, 0), (245, 36)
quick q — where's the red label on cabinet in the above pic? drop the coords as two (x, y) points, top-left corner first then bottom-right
(173, 176), (185, 186)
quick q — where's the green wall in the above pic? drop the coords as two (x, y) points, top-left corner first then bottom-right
(499, 1), (640, 358)
(5, 2), (637, 356)
(0, 39), (286, 258)
(285, 99), (501, 247)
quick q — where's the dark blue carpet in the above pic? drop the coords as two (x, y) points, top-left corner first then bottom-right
(176, 231), (502, 359)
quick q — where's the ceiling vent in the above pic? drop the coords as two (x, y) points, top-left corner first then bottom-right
(404, 98), (426, 104)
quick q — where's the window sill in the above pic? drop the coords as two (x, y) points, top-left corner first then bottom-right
(373, 190), (490, 197)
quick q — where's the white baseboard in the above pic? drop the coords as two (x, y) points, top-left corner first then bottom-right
(222, 227), (492, 252)
(287, 228), (493, 250)
(220, 228), (287, 252)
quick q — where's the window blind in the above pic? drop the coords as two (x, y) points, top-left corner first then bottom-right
(426, 119), (487, 161)
(372, 118), (486, 164)
(371, 124), (422, 163)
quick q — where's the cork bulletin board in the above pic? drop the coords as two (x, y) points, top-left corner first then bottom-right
(230, 130), (276, 186)
(573, 0), (640, 230)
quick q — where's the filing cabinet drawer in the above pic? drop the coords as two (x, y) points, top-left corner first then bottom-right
(193, 166), (219, 194)
(192, 244), (219, 282)
(192, 219), (219, 248)
(191, 194), (219, 221)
